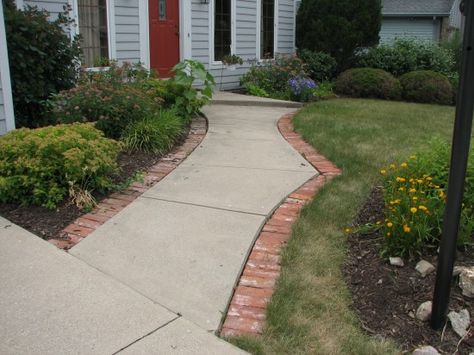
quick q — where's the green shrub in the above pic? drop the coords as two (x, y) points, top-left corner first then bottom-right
(0, 124), (120, 209)
(299, 50), (337, 81)
(122, 109), (184, 154)
(312, 82), (336, 101)
(296, 0), (382, 70)
(245, 84), (269, 98)
(3, 2), (81, 128)
(355, 38), (456, 78)
(379, 139), (474, 259)
(334, 68), (401, 100)
(240, 54), (309, 99)
(50, 82), (161, 139)
(400, 70), (453, 105)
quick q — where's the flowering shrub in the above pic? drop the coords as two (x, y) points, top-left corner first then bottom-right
(288, 76), (317, 102)
(0, 124), (120, 209)
(379, 139), (474, 259)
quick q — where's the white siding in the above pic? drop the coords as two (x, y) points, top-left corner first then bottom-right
(380, 17), (441, 43)
(24, 0), (67, 19)
(0, 70), (6, 135)
(115, 0), (141, 63)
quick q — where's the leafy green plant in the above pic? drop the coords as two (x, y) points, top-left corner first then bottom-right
(169, 59), (216, 121)
(0, 123), (120, 209)
(335, 68), (401, 100)
(296, 0), (382, 70)
(400, 70), (453, 105)
(355, 38), (456, 78)
(3, 2), (81, 128)
(244, 84), (269, 98)
(50, 82), (161, 139)
(299, 49), (337, 81)
(222, 54), (244, 66)
(121, 109), (184, 154)
(379, 139), (474, 259)
(312, 81), (336, 101)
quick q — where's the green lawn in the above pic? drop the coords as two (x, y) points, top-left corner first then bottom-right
(230, 99), (455, 354)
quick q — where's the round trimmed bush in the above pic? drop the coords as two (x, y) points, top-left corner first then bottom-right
(400, 70), (453, 105)
(334, 68), (402, 100)
(299, 49), (337, 82)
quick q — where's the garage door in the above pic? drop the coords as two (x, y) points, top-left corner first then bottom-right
(380, 17), (440, 43)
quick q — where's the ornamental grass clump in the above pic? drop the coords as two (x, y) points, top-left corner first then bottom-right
(379, 139), (474, 259)
(0, 124), (120, 209)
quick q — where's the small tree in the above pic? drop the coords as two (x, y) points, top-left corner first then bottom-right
(296, 0), (382, 71)
(3, 1), (81, 127)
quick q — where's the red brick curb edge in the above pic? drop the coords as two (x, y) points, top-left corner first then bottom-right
(220, 112), (342, 338)
(49, 116), (207, 250)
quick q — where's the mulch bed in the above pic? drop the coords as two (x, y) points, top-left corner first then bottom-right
(0, 150), (163, 241)
(344, 187), (474, 354)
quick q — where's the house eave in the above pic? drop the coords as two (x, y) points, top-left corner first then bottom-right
(382, 13), (450, 17)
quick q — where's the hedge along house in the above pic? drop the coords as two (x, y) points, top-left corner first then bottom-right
(380, 0), (460, 43)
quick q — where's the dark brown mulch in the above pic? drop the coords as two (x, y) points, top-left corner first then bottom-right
(0, 150), (162, 241)
(344, 187), (474, 354)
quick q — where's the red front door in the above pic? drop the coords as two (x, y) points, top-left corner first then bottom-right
(149, 0), (180, 77)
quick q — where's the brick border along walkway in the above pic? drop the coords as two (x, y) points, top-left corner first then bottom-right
(220, 112), (342, 338)
(49, 116), (207, 250)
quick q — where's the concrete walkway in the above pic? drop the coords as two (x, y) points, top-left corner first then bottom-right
(0, 93), (318, 354)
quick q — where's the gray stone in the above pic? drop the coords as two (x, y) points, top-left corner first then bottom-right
(121, 317), (247, 354)
(459, 267), (474, 298)
(448, 309), (470, 338)
(0, 217), (176, 355)
(453, 266), (464, 277)
(415, 260), (436, 277)
(416, 301), (433, 322)
(389, 257), (405, 267)
(412, 346), (440, 355)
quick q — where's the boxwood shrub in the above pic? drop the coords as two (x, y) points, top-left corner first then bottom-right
(0, 124), (120, 209)
(334, 68), (402, 100)
(400, 70), (453, 105)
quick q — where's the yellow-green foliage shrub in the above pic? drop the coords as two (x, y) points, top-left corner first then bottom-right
(380, 139), (474, 259)
(0, 124), (121, 209)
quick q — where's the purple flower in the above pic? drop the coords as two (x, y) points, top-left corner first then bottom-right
(287, 76), (317, 97)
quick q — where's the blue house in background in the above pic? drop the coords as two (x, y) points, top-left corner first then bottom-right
(380, 0), (460, 43)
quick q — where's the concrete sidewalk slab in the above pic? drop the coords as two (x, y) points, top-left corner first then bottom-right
(120, 317), (247, 354)
(211, 91), (302, 108)
(0, 217), (176, 355)
(70, 198), (265, 331)
(142, 165), (315, 215)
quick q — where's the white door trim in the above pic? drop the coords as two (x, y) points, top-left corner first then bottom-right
(0, 1), (16, 132)
(139, 0), (150, 68)
(180, 0), (192, 60)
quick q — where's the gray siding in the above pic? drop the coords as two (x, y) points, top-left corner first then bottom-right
(115, 0), (141, 63)
(0, 70), (6, 135)
(380, 17), (441, 43)
(191, 0), (296, 90)
(24, 0), (67, 19)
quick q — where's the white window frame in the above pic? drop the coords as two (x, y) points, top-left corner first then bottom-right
(70, 0), (117, 68)
(256, 0), (278, 61)
(0, 2), (15, 132)
(209, 0), (236, 66)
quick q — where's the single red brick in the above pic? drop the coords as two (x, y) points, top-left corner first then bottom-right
(81, 213), (109, 224)
(227, 304), (267, 320)
(62, 224), (94, 238)
(248, 250), (280, 263)
(233, 286), (273, 308)
(74, 217), (101, 229)
(239, 275), (276, 289)
(245, 259), (281, 273)
(108, 192), (139, 203)
(262, 223), (292, 234)
(223, 316), (264, 334)
(101, 198), (129, 208)
(258, 231), (290, 243)
(48, 238), (73, 250)
(254, 239), (282, 255)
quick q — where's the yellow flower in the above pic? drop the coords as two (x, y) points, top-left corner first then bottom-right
(418, 205), (428, 211)
(439, 191), (445, 198)
(400, 162), (408, 168)
(409, 188), (417, 193)
(403, 224), (411, 233)
(417, 179), (423, 184)
(344, 228), (352, 233)
(380, 169), (387, 175)
(386, 232), (391, 237)
(376, 221), (382, 225)
(426, 177), (433, 181)
(409, 178), (415, 183)
(410, 207), (418, 214)
(396, 177), (406, 183)
(390, 164), (396, 169)
(410, 155), (417, 160)
(387, 222), (393, 228)
(399, 187), (406, 191)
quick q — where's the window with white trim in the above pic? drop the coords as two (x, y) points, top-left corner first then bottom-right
(214, 0), (231, 61)
(78, 0), (109, 67)
(261, 0), (275, 59)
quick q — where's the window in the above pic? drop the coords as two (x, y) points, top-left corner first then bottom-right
(261, 0), (274, 59)
(214, 0), (231, 61)
(78, 0), (109, 67)
(159, 0), (166, 20)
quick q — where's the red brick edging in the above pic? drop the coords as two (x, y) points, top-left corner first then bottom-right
(49, 116), (207, 250)
(220, 112), (342, 338)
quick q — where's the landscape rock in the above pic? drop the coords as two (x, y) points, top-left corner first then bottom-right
(453, 266), (464, 277)
(412, 345), (440, 355)
(459, 267), (474, 298)
(416, 301), (432, 322)
(389, 257), (404, 267)
(415, 260), (436, 277)
(448, 309), (470, 338)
